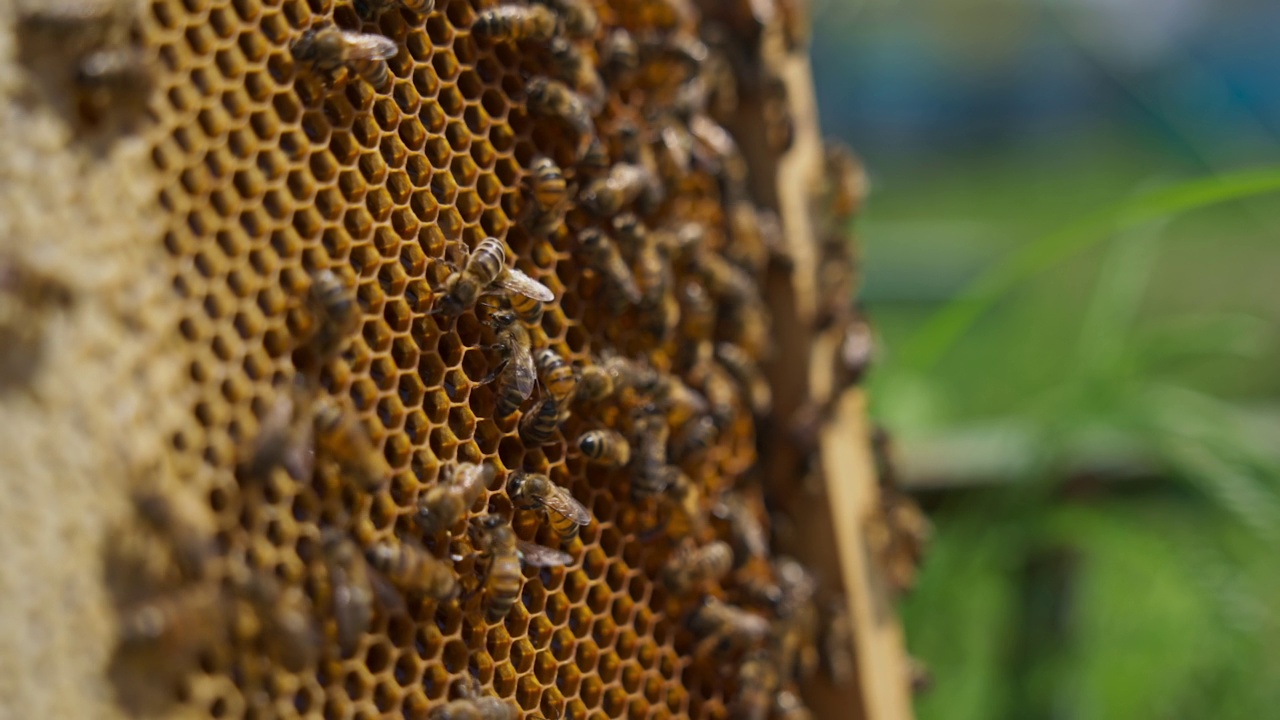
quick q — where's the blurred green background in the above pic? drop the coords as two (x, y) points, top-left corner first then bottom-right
(809, 0), (1280, 717)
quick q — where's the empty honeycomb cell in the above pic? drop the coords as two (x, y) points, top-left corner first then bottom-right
(468, 648), (496, 683)
(215, 48), (247, 83)
(616, 629), (641, 662)
(611, 594), (636, 626)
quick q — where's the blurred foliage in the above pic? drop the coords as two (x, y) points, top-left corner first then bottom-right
(809, 2), (1280, 715)
(874, 181), (1280, 719)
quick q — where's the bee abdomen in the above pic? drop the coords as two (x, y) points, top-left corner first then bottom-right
(473, 5), (557, 43)
(471, 238), (507, 283)
(519, 396), (563, 447)
(576, 429), (630, 466)
(548, 511), (581, 543)
(485, 554), (522, 621)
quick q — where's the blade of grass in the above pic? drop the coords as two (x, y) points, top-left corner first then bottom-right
(901, 168), (1280, 370)
(1076, 219), (1165, 378)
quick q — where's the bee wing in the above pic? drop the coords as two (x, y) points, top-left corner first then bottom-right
(511, 344), (538, 397)
(494, 268), (555, 302)
(545, 486), (592, 526)
(340, 31), (399, 60)
(517, 540), (573, 567)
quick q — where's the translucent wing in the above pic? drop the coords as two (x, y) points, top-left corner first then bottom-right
(509, 342), (538, 398)
(494, 267), (554, 302)
(340, 31), (398, 60)
(517, 540), (573, 567)
(544, 486), (591, 526)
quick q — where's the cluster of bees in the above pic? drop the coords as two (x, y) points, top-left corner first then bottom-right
(8, 0), (931, 717)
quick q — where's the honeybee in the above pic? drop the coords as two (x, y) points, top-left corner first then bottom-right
(313, 396), (388, 493)
(699, 362), (740, 428)
(131, 491), (212, 582)
(837, 311), (875, 388)
(734, 651), (779, 720)
(909, 656), (935, 695)
(600, 28), (639, 84)
(665, 470), (707, 538)
(639, 32), (708, 75)
(526, 154), (569, 237)
(507, 472), (591, 544)
(714, 342), (769, 415)
(631, 408), (675, 498)
(117, 584), (226, 656)
(366, 540), (458, 601)
(416, 461), (494, 535)
(621, 249), (669, 342)
(824, 142), (869, 222)
(689, 596), (770, 651)
(75, 48), (153, 125)
(430, 676), (519, 720)
(518, 395), (564, 447)
(676, 279), (715, 345)
(711, 492), (768, 560)
(549, 37), (605, 113)
(693, 249), (757, 307)
(238, 571), (321, 673)
(575, 137), (608, 177)
(0, 254), (74, 381)
(774, 557), (819, 681)
(469, 514), (570, 621)
(534, 0), (598, 38)
(321, 530), (375, 657)
(653, 119), (693, 185)
(468, 515), (521, 621)
(302, 269), (359, 368)
(575, 362), (614, 402)
(577, 228), (640, 308)
(822, 599), (855, 684)
(773, 690), (814, 720)
(689, 114), (748, 197)
(605, 352), (661, 394)
(671, 413), (716, 463)
(238, 379), (315, 485)
(654, 373), (709, 428)
(869, 427), (930, 594)
(733, 306), (772, 361)
(355, 0), (434, 18)
(613, 213), (668, 306)
(657, 220), (708, 259)
(472, 4), (557, 43)
(576, 429), (630, 467)
(725, 201), (770, 277)
(483, 310), (537, 418)
(662, 539), (733, 593)
(581, 163), (661, 217)
(535, 348), (577, 408)
(291, 25), (398, 91)
(761, 72), (794, 153)
(434, 238), (554, 318)
(526, 77), (596, 160)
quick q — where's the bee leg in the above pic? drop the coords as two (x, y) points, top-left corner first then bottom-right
(459, 553), (489, 602)
(478, 356), (510, 385)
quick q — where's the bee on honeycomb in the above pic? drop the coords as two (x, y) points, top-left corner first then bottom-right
(52, 0), (892, 717)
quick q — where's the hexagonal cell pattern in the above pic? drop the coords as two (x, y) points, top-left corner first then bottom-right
(114, 0), (823, 718)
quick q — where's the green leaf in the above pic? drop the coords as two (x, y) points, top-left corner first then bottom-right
(901, 168), (1280, 370)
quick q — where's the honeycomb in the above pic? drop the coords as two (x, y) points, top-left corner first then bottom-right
(7, 0), (882, 717)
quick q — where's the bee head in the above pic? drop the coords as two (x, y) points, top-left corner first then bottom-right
(484, 309), (518, 329)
